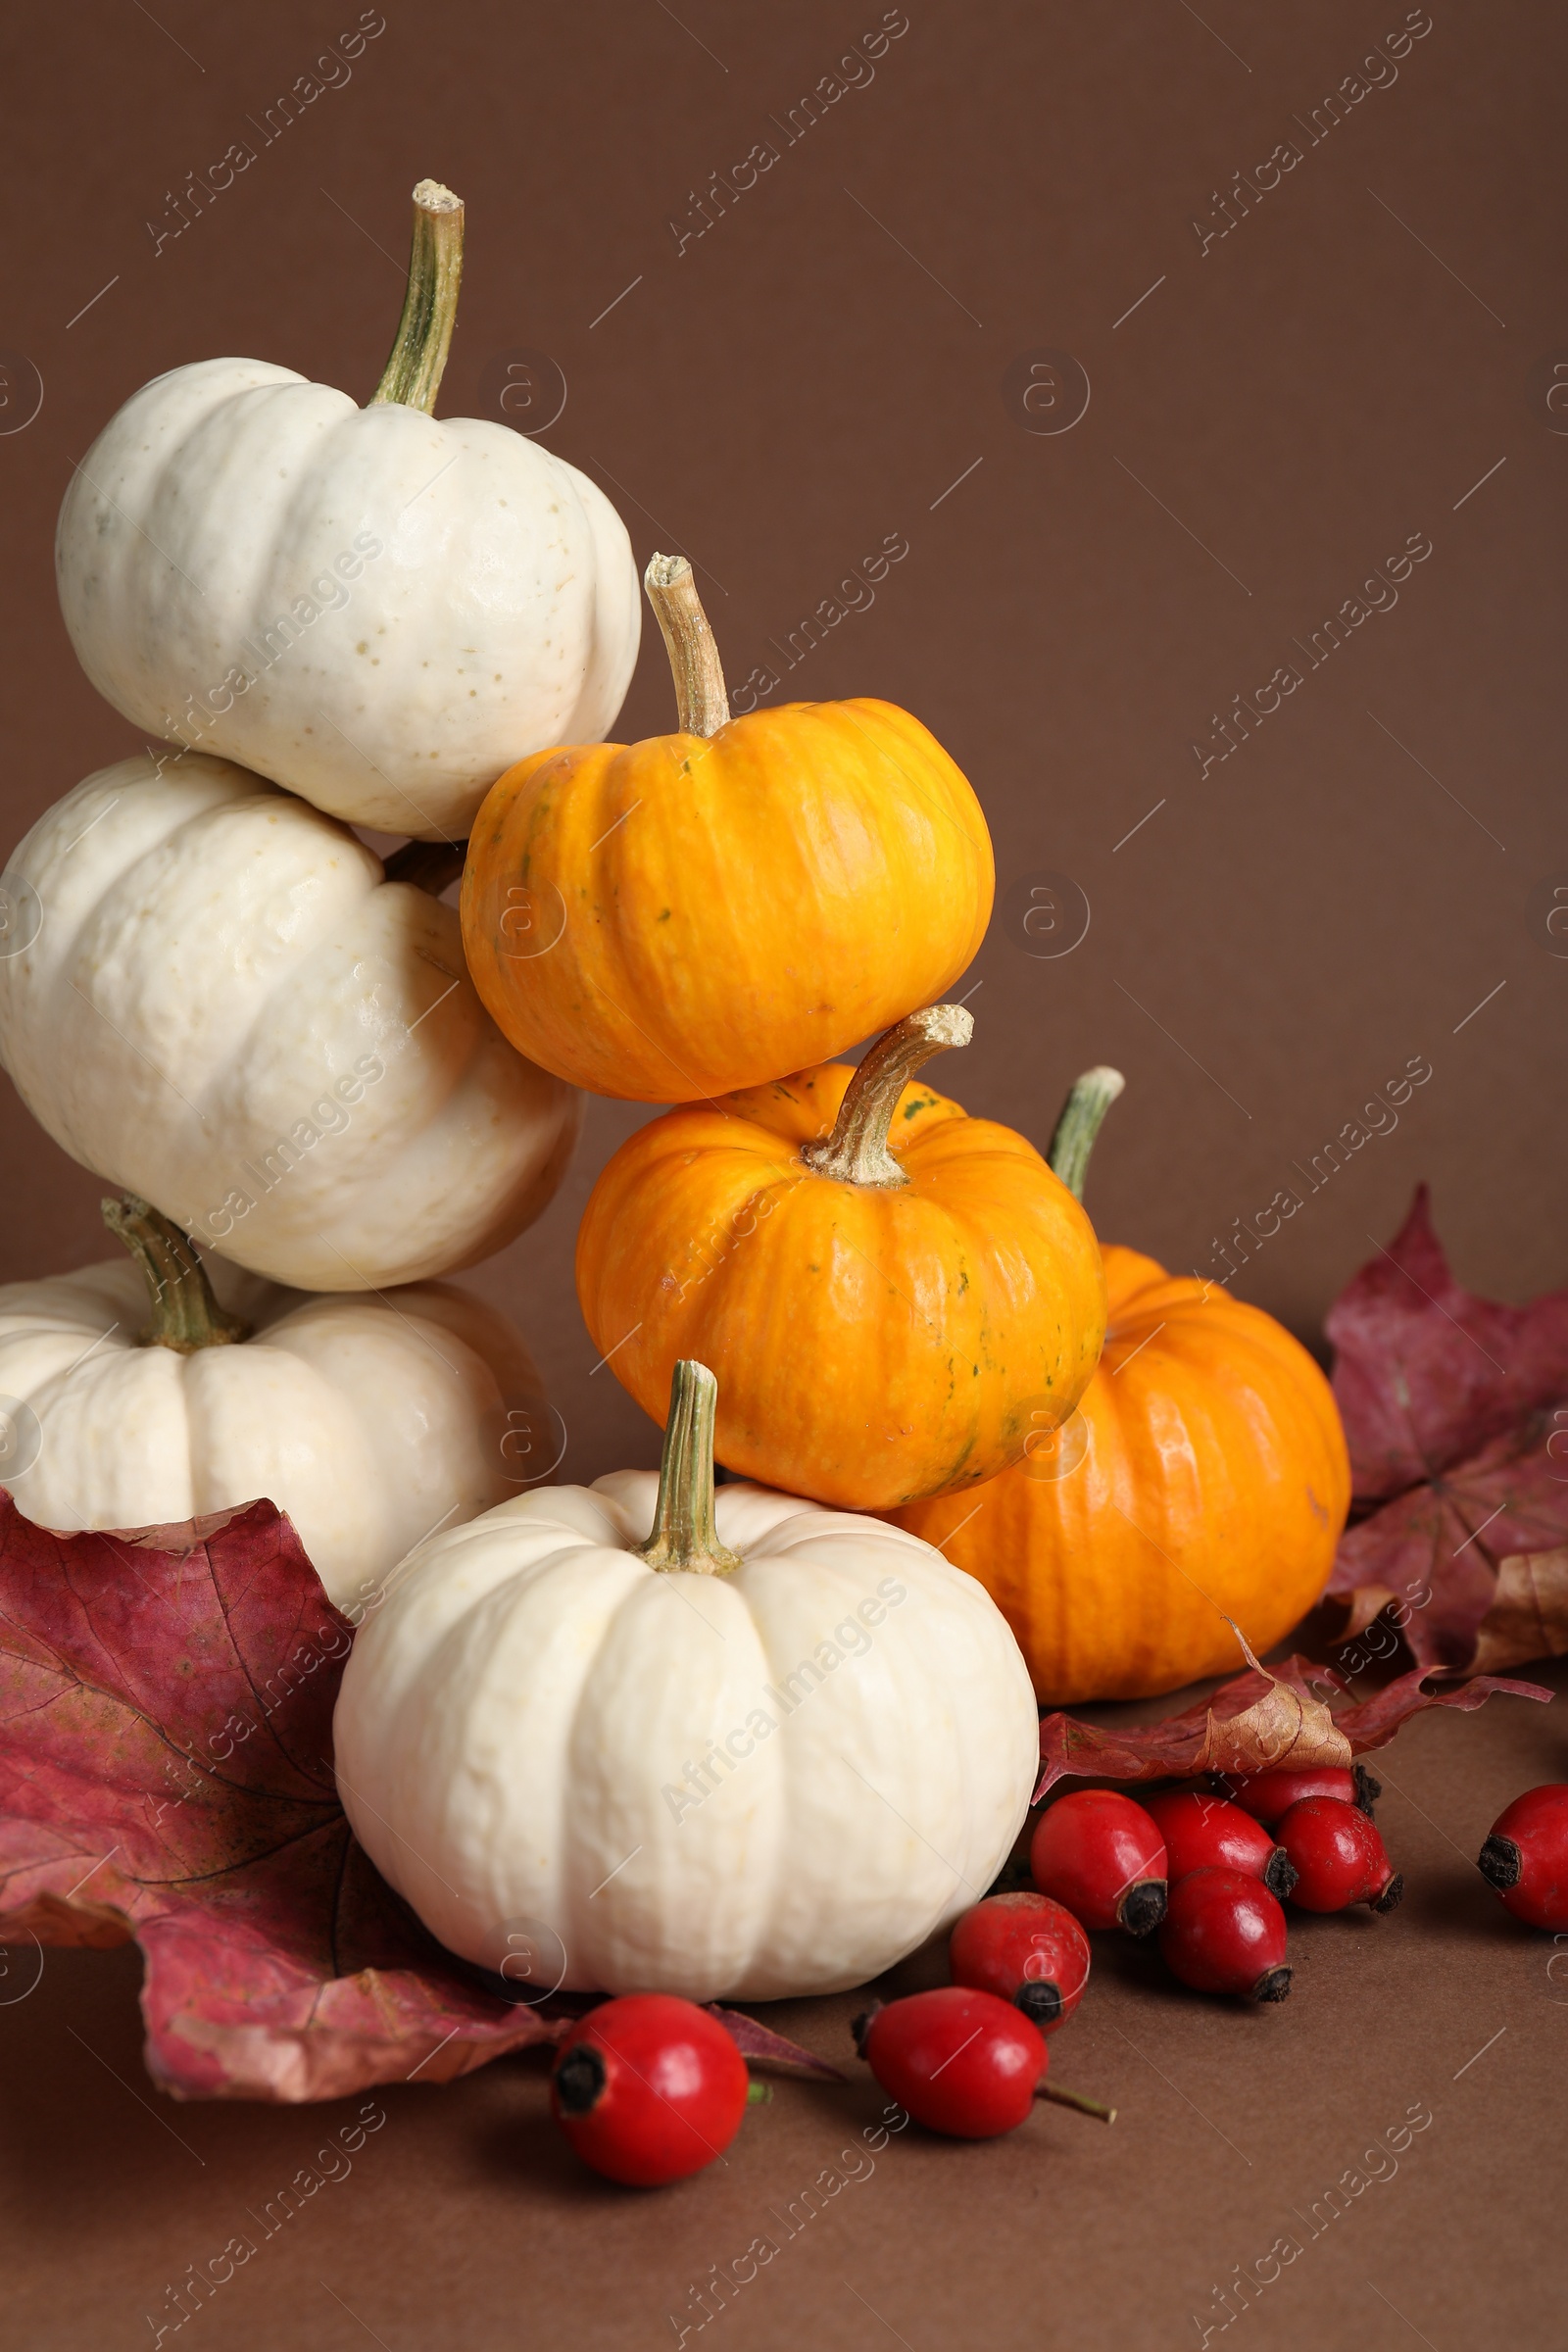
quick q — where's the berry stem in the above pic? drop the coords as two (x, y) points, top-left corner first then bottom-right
(1036, 2082), (1116, 2125)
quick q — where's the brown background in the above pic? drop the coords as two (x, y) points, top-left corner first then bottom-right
(1, 1), (1565, 2345)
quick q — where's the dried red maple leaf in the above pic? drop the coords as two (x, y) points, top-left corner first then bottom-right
(0, 1496), (567, 2100)
(1326, 1184), (1568, 1503)
(0, 1497), (832, 2102)
(1035, 1652), (1548, 1800)
(1325, 1189), (1568, 1674)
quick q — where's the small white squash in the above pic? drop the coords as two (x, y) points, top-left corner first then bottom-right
(0, 1197), (553, 1615)
(55, 182), (639, 838)
(334, 1362), (1038, 2002)
(0, 752), (578, 1292)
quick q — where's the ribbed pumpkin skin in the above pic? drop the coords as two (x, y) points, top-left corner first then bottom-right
(574, 1063), (1105, 1510)
(888, 1246), (1351, 1702)
(462, 699), (993, 1102)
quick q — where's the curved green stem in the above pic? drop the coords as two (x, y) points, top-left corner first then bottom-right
(802, 1005), (971, 1189)
(102, 1196), (251, 1353)
(370, 179), (465, 415)
(1045, 1066), (1124, 1201)
(645, 555), (730, 737)
(638, 1361), (742, 1577)
(1036, 2081), (1116, 2125)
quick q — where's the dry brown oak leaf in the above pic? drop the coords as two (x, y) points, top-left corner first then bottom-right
(1036, 1651), (1549, 1800)
(1325, 1186), (1568, 1673)
(0, 1497), (840, 2101)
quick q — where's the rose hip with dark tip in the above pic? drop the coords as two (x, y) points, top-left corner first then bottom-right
(1230, 1762), (1381, 1824)
(948, 1892), (1091, 2032)
(1477, 1784), (1568, 1930)
(1030, 1789), (1168, 1935)
(1159, 1867), (1293, 2001)
(1144, 1789), (1298, 1899)
(1277, 1795), (1402, 1913)
(550, 1993), (750, 2186)
(854, 1988), (1114, 2137)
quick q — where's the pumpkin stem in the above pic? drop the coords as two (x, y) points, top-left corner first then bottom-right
(369, 179), (465, 416)
(645, 555), (730, 738)
(638, 1360), (743, 1578)
(101, 1196), (252, 1354)
(801, 1005), (973, 1189)
(1045, 1066), (1125, 1202)
(382, 837), (468, 895)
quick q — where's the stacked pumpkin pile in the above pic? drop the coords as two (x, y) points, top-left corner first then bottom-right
(0, 183), (1352, 2032)
(0, 181), (635, 1608)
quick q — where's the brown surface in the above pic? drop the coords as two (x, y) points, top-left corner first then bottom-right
(1, 0), (1564, 2344)
(4, 1664), (1564, 2351)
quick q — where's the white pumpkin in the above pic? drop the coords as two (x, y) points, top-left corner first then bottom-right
(55, 183), (639, 838)
(0, 752), (579, 1292)
(0, 1197), (556, 1614)
(334, 1362), (1038, 2002)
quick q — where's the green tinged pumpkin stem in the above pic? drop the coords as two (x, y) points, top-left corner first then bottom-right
(802, 1004), (973, 1189)
(645, 555), (730, 738)
(102, 1196), (251, 1353)
(369, 179), (465, 415)
(638, 1360), (743, 1578)
(1045, 1066), (1125, 1202)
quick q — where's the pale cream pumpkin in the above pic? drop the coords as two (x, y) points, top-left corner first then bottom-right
(0, 1199), (553, 1613)
(0, 753), (578, 1291)
(55, 183), (639, 838)
(333, 1363), (1039, 2000)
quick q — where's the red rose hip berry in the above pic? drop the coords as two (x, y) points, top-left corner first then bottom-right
(1030, 1789), (1168, 1935)
(1277, 1795), (1402, 1913)
(550, 1993), (750, 2185)
(1477, 1785), (1568, 1929)
(1231, 1762), (1380, 1824)
(1159, 1867), (1292, 2000)
(1145, 1789), (1298, 1898)
(854, 1987), (1114, 2137)
(949, 1892), (1091, 2032)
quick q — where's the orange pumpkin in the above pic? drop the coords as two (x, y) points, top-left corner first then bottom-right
(461, 556), (993, 1102)
(574, 1007), (1106, 1509)
(889, 1069), (1351, 1702)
